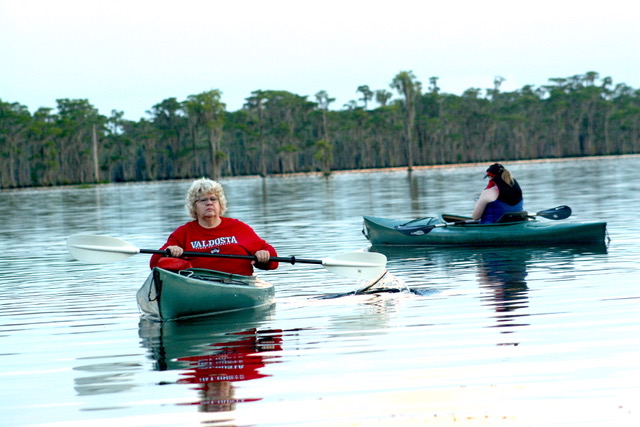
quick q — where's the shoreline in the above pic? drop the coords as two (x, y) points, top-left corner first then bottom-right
(263, 153), (640, 179)
(3, 153), (639, 192)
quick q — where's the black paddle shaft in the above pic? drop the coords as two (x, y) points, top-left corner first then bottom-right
(139, 249), (323, 265)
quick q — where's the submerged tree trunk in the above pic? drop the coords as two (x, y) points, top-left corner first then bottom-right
(391, 71), (422, 172)
(92, 123), (99, 182)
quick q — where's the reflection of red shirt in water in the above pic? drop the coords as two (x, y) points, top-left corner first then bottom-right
(177, 329), (283, 385)
(149, 218), (279, 275)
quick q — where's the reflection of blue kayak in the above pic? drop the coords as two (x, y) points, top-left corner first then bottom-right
(363, 214), (607, 246)
(137, 267), (275, 321)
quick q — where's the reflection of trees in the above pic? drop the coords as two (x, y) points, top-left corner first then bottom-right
(138, 309), (282, 413)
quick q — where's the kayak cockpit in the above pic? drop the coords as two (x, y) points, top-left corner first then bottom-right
(440, 211), (530, 224)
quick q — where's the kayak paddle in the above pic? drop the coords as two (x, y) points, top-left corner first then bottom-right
(66, 234), (387, 280)
(395, 205), (572, 236)
(529, 205), (572, 220)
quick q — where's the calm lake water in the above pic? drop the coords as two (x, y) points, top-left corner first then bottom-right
(1, 156), (639, 426)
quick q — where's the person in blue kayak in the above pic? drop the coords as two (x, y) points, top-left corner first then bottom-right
(472, 163), (523, 223)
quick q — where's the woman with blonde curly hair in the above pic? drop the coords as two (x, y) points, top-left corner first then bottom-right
(150, 178), (278, 275)
(472, 163), (524, 223)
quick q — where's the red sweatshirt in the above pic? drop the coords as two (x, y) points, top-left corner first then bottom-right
(149, 217), (278, 275)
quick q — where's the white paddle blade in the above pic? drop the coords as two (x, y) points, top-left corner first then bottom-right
(322, 252), (387, 280)
(66, 234), (140, 263)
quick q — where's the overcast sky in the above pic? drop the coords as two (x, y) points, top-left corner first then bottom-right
(1, 0), (638, 121)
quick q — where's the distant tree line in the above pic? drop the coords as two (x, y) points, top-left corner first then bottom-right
(1, 71), (639, 189)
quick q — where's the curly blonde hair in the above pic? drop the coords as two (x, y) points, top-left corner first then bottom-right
(185, 178), (228, 219)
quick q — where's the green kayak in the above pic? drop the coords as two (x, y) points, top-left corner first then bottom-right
(362, 214), (607, 246)
(137, 267), (275, 321)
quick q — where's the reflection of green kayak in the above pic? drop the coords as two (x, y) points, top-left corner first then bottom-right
(138, 308), (274, 370)
(363, 214), (607, 246)
(137, 267), (275, 321)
